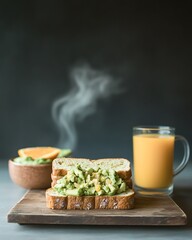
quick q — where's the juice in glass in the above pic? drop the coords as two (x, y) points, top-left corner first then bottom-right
(133, 126), (190, 195)
(133, 134), (174, 189)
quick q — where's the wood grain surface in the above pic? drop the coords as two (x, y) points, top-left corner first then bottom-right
(7, 190), (187, 226)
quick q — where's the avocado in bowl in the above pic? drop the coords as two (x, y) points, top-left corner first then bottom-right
(9, 148), (72, 189)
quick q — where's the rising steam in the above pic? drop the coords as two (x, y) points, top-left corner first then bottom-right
(52, 64), (123, 150)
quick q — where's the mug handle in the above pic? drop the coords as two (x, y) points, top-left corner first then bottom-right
(173, 135), (190, 176)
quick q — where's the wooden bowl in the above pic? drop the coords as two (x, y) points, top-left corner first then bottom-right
(8, 159), (52, 189)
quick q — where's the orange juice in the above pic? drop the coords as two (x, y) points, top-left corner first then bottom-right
(133, 134), (175, 189)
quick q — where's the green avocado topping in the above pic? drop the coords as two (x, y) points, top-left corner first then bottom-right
(13, 148), (72, 165)
(54, 165), (128, 196)
(13, 156), (52, 165)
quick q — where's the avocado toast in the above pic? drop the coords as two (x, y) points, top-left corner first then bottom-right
(46, 158), (134, 210)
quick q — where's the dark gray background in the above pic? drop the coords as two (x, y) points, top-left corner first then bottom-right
(0, 0), (192, 161)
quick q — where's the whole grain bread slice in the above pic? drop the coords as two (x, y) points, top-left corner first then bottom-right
(52, 158), (132, 180)
(46, 188), (135, 210)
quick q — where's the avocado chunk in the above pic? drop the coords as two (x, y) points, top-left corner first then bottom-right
(65, 189), (83, 196)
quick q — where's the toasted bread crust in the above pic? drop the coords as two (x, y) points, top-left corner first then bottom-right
(52, 169), (67, 176)
(46, 190), (67, 210)
(46, 189), (134, 210)
(67, 196), (95, 210)
(95, 193), (135, 210)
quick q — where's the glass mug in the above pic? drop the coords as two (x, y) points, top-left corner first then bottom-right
(133, 126), (190, 196)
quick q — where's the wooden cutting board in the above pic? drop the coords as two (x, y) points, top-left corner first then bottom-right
(7, 189), (187, 225)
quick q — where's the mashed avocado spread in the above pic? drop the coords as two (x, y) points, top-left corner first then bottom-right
(14, 157), (52, 165)
(54, 165), (127, 196)
(13, 149), (72, 165)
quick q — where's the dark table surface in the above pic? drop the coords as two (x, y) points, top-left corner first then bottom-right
(1, 160), (192, 240)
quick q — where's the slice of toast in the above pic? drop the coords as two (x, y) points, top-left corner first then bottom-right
(52, 158), (132, 180)
(46, 188), (135, 210)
